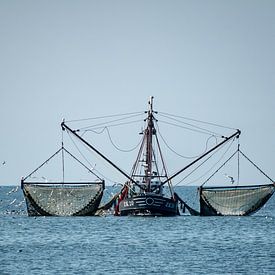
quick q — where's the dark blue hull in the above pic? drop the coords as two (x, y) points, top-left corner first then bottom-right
(119, 194), (179, 216)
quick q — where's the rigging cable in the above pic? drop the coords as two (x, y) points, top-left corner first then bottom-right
(174, 137), (236, 186)
(81, 127), (106, 135)
(238, 140), (240, 185)
(130, 133), (146, 178)
(158, 111), (237, 131)
(200, 149), (238, 187)
(158, 112), (225, 137)
(22, 148), (63, 181)
(155, 122), (218, 159)
(105, 127), (143, 152)
(66, 130), (114, 182)
(65, 129), (124, 185)
(73, 113), (145, 131)
(65, 111), (145, 123)
(62, 148), (103, 181)
(158, 120), (221, 137)
(65, 131), (102, 180)
(81, 126), (143, 153)
(154, 132), (174, 197)
(81, 119), (144, 133)
(61, 129), (65, 182)
(239, 150), (274, 183)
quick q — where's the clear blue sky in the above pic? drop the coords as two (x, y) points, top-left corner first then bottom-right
(0, 0), (274, 186)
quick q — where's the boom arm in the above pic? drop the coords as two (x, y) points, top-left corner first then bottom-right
(61, 121), (146, 190)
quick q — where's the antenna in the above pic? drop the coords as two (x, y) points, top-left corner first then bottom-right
(149, 96), (154, 114)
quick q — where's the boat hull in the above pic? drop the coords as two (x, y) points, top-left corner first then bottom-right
(119, 194), (179, 216)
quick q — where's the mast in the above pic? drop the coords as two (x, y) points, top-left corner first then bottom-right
(131, 96), (171, 194)
(145, 96), (154, 191)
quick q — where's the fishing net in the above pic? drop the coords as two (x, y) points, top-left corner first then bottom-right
(23, 183), (104, 216)
(200, 184), (274, 216)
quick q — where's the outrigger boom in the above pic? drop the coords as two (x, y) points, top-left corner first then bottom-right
(152, 128), (241, 192)
(61, 121), (146, 191)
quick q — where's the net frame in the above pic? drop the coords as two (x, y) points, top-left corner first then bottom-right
(200, 183), (274, 216)
(22, 181), (105, 216)
(21, 145), (105, 216)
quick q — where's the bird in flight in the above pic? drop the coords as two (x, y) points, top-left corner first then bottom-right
(225, 174), (235, 184)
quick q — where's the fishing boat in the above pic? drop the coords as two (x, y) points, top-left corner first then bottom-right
(115, 97), (179, 216)
(61, 96), (274, 217)
(22, 96), (274, 216)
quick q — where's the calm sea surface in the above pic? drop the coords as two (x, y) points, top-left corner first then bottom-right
(0, 185), (274, 275)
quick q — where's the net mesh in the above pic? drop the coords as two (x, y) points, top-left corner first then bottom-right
(200, 184), (274, 216)
(23, 183), (103, 216)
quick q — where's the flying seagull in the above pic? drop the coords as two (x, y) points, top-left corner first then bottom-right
(225, 174), (235, 184)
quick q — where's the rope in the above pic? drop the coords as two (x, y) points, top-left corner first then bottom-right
(156, 122), (218, 159)
(81, 126), (143, 152)
(237, 142), (240, 184)
(75, 113), (144, 131)
(62, 130), (65, 182)
(153, 133), (175, 197)
(174, 137), (236, 186)
(239, 150), (274, 183)
(81, 119), (144, 132)
(67, 129), (95, 168)
(200, 149), (238, 187)
(105, 127), (143, 152)
(63, 148), (103, 181)
(158, 120), (221, 137)
(158, 112), (237, 131)
(65, 111), (144, 123)
(23, 148), (63, 181)
(66, 129), (122, 185)
(158, 113), (224, 137)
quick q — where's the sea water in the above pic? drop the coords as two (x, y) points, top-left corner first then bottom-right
(0, 185), (274, 275)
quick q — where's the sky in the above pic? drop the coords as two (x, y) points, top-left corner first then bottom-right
(0, 0), (274, 186)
